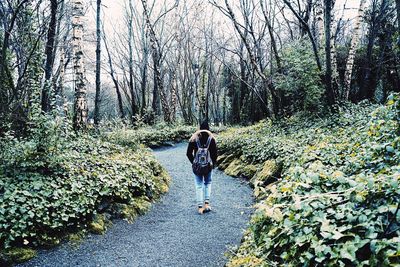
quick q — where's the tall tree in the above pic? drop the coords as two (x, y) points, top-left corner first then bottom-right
(343, 0), (367, 100)
(72, 0), (88, 129)
(41, 0), (59, 112)
(93, 0), (102, 125)
(324, 0), (336, 105)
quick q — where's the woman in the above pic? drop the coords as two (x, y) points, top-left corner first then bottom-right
(186, 120), (218, 214)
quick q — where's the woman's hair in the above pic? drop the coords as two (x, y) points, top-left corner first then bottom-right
(200, 120), (209, 131)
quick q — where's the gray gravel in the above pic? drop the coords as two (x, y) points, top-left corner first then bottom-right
(19, 143), (254, 267)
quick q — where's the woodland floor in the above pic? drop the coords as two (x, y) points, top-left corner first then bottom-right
(18, 143), (253, 267)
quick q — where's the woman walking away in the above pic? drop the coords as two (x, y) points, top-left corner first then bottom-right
(187, 120), (218, 214)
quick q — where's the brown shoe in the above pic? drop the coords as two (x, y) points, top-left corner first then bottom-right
(204, 203), (211, 212)
(198, 207), (204, 214)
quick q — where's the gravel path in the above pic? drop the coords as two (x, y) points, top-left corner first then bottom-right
(20, 143), (253, 267)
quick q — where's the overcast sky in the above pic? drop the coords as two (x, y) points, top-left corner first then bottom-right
(87, 0), (363, 37)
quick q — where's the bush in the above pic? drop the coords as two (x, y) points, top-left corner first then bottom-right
(219, 95), (399, 266)
(0, 115), (170, 254)
(275, 39), (324, 113)
(102, 122), (228, 148)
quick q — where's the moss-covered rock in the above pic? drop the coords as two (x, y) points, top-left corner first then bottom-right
(227, 255), (264, 267)
(225, 158), (245, 177)
(89, 213), (107, 235)
(216, 154), (228, 165)
(241, 164), (259, 179)
(68, 231), (87, 247)
(224, 157), (259, 179)
(218, 154), (237, 170)
(132, 196), (152, 215)
(37, 235), (61, 248)
(250, 160), (282, 188)
(2, 247), (37, 264)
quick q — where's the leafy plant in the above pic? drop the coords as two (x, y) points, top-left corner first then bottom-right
(219, 95), (399, 266)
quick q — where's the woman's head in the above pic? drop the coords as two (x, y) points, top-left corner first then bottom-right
(200, 120), (209, 131)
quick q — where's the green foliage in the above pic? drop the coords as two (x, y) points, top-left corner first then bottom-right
(102, 123), (228, 148)
(275, 39), (324, 113)
(0, 115), (170, 253)
(218, 95), (399, 266)
(102, 123), (196, 148)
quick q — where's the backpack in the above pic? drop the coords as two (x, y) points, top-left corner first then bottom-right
(192, 136), (213, 176)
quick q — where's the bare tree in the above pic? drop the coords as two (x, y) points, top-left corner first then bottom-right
(93, 0), (101, 125)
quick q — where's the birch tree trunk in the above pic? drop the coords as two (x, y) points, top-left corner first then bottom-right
(324, 0), (336, 105)
(128, 0), (138, 123)
(56, 47), (66, 116)
(329, 0), (339, 95)
(72, 0), (88, 129)
(315, 0), (325, 49)
(343, 0), (367, 100)
(93, 0), (101, 125)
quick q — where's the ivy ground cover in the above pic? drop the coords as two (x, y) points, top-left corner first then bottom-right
(0, 120), (170, 265)
(217, 95), (399, 266)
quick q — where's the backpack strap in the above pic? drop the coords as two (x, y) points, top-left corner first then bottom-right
(205, 136), (212, 149)
(195, 137), (202, 148)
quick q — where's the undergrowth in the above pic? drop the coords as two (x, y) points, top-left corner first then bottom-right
(0, 117), (170, 265)
(102, 122), (227, 148)
(218, 94), (399, 266)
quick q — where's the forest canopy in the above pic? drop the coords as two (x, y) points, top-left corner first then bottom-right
(0, 0), (399, 132)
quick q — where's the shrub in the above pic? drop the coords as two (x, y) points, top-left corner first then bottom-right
(275, 39), (324, 113)
(0, 115), (170, 253)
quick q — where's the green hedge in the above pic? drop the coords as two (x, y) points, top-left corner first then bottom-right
(218, 95), (399, 266)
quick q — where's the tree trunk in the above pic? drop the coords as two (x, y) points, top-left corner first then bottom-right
(141, 0), (171, 123)
(324, 0), (336, 105)
(141, 47), (148, 115)
(41, 0), (58, 112)
(104, 27), (124, 119)
(72, 0), (88, 129)
(170, 72), (178, 122)
(343, 0), (367, 100)
(396, 0), (400, 43)
(55, 47), (66, 115)
(93, 0), (101, 125)
(315, 0), (325, 49)
(128, 0), (138, 123)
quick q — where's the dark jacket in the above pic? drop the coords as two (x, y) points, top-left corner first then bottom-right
(186, 130), (217, 165)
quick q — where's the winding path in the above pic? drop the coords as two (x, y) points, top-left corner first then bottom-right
(20, 143), (253, 267)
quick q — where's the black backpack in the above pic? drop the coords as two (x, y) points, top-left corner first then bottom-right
(192, 136), (213, 176)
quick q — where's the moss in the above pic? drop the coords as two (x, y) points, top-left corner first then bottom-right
(68, 231), (86, 247)
(225, 158), (245, 177)
(241, 164), (259, 179)
(3, 247), (37, 264)
(218, 154), (237, 170)
(89, 213), (107, 235)
(227, 255), (265, 267)
(216, 154), (228, 165)
(251, 160), (282, 187)
(114, 203), (138, 223)
(38, 236), (61, 248)
(132, 196), (152, 215)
